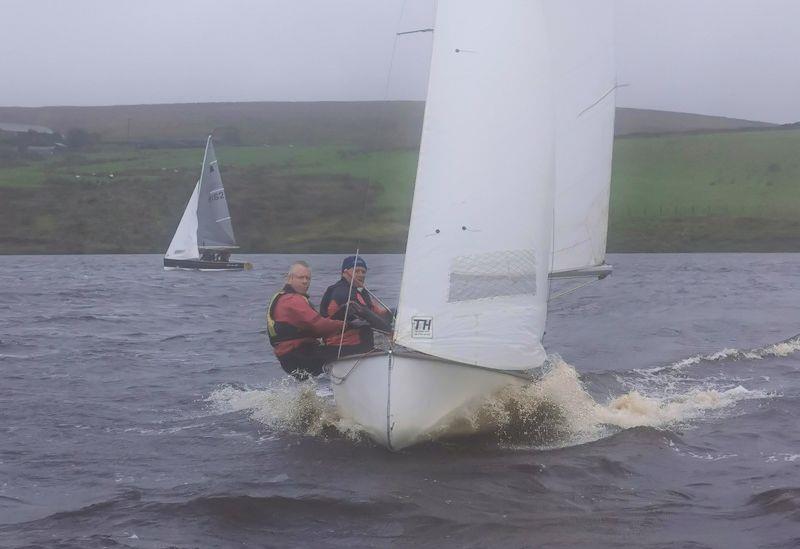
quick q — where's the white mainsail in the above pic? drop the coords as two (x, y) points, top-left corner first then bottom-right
(165, 181), (200, 260)
(392, 0), (556, 371)
(196, 136), (237, 250)
(548, 0), (616, 275)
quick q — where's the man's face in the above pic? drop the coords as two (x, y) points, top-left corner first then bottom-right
(287, 265), (312, 294)
(343, 266), (367, 288)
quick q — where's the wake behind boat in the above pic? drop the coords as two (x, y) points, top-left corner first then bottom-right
(329, 0), (616, 450)
(164, 135), (251, 271)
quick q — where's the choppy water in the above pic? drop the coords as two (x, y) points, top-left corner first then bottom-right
(1, 253), (799, 548)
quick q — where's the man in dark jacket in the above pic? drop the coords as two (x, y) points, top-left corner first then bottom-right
(319, 256), (393, 356)
(267, 260), (352, 379)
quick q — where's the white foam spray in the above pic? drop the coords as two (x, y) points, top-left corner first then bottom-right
(207, 334), (796, 448)
(207, 379), (364, 440)
(466, 356), (766, 448)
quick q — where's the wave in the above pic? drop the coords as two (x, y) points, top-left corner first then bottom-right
(32, 313), (127, 324)
(639, 334), (800, 375)
(57, 289), (113, 299)
(766, 453), (800, 463)
(0, 342), (61, 361)
(162, 494), (403, 523)
(16, 491), (404, 532)
(746, 488), (800, 520)
(160, 328), (228, 343)
(11, 490), (145, 527)
(0, 494), (27, 504)
(160, 334), (188, 342)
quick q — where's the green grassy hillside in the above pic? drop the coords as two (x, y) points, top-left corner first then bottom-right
(0, 144), (419, 253)
(1, 103), (798, 253)
(610, 130), (800, 251)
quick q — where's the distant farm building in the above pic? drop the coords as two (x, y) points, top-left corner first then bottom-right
(0, 122), (55, 134)
(0, 122), (64, 155)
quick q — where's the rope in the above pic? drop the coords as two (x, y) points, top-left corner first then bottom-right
(332, 2), (413, 362)
(336, 248), (360, 360)
(382, 0), (408, 99)
(327, 348), (381, 384)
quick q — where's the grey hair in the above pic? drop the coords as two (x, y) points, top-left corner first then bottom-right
(287, 260), (310, 276)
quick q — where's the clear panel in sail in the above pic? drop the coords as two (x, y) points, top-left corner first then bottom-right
(165, 181), (200, 260)
(196, 136), (237, 249)
(393, 0), (555, 371)
(548, 0), (616, 274)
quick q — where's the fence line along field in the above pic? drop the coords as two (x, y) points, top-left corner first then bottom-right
(610, 128), (800, 251)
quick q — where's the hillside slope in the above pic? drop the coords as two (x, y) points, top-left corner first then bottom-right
(1, 103), (797, 254)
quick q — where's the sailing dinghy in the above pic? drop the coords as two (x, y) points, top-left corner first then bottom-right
(329, 0), (616, 450)
(164, 136), (251, 271)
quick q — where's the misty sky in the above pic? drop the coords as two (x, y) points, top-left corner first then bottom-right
(2, 0), (799, 123)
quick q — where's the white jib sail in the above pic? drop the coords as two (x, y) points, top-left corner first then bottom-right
(393, 0), (556, 371)
(196, 136), (237, 249)
(548, 0), (616, 274)
(165, 181), (200, 260)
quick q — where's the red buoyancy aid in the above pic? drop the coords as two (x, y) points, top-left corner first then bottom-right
(266, 284), (344, 356)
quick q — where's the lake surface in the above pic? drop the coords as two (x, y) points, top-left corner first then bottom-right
(1, 253), (798, 548)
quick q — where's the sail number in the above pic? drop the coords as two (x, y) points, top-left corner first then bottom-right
(209, 190), (225, 202)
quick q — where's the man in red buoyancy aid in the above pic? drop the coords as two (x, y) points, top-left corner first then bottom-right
(319, 256), (393, 356)
(266, 261), (358, 379)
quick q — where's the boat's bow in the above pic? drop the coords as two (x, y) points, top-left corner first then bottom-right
(329, 351), (530, 450)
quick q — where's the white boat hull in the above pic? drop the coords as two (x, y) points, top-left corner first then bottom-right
(329, 352), (529, 450)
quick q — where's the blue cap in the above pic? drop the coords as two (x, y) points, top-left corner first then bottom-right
(341, 255), (367, 272)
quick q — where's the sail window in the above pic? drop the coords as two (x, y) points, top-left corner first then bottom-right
(448, 250), (537, 302)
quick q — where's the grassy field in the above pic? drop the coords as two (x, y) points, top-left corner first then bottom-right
(1, 105), (799, 253)
(610, 129), (800, 251)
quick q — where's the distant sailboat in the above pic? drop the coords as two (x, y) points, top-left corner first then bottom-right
(328, 0), (616, 450)
(164, 136), (251, 271)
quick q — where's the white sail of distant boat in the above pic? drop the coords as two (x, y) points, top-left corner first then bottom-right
(164, 136), (250, 271)
(165, 181), (200, 260)
(329, 0), (616, 450)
